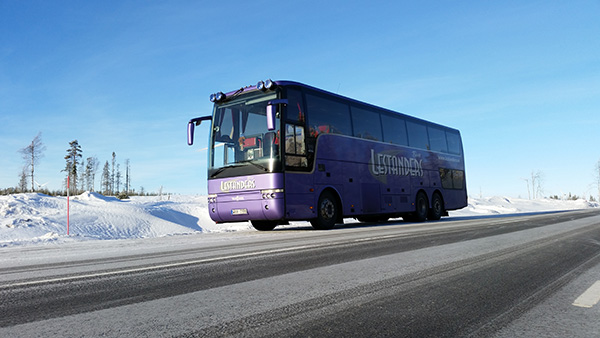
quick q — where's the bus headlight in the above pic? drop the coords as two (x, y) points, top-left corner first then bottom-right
(208, 194), (217, 203)
(264, 79), (274, 90)
(257, 80), (265, 91)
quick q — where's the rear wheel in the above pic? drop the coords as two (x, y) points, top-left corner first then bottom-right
(251, 220), (278, 231)
(311, 191), (338, 230)
(405, 192), (428, 222)
(428, 193), (444, 221)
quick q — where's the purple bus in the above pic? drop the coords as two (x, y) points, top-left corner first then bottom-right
(188, 80), (467, 231)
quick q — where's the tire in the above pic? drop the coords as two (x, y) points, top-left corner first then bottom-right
(428, 193), (444, 221)
(410, 192), (429, 222)
(251, 220), (278, 231)
(310, 191), (338, 230)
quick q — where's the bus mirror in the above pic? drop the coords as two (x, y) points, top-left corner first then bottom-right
(187, 121), (195, 145)
(187, 115), (212, 146)
(266, 99), (287, 131)
(266, 105), (276, 131)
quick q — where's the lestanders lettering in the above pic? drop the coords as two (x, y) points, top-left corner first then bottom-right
(370, 149), (423, 177)
(220, 178), (257, 192)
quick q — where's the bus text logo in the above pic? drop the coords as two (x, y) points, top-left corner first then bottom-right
(220, 178), (256, 192)
(370, 149), (423, 177)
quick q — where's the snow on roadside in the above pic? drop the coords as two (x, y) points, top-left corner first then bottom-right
(0, 192), (597, 247)
(449, 196), (598, 217)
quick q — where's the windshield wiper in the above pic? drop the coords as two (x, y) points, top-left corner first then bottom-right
(210, 161), (269, 178)
(210, 165), (244, 178)
(246, 161), (269, 172)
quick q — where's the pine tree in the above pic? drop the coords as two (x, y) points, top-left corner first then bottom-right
(18, 167), (28, 193)
(63, 140), (83, 194)
(124, 158), (131, 195)
(101, 161), (110, 195)
(111, 152), (116, 195)
(18, 132), (46, 192)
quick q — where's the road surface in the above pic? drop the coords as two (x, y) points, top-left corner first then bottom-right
(1, 209), (600, 337)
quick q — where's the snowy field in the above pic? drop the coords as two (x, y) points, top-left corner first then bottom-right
(0, 192), (597, 247)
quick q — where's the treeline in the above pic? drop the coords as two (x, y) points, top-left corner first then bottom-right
(3, 133), (158, 198)
(63, 140), (132, 198)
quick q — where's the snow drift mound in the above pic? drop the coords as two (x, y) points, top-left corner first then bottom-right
(0, 192), (217, 246)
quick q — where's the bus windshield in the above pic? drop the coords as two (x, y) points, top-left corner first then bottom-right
(209, 92), (281, 178)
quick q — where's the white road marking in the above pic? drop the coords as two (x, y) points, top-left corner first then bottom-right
(573, 280), (600, 308)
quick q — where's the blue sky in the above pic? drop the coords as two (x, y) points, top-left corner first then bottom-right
(1, 0), (599, 198)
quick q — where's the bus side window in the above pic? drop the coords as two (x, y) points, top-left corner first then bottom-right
(306, 93), (351, 137)
(381, 114), (408, 146)
(446, 130), (462, 155)
(407, 121), (428, 150)
(351, 106), (382, 141)
(428, 126), (448, 153)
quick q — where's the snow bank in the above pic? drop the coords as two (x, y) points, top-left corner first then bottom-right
(450, 196), (598, 217)
(0, 193), (597, 246)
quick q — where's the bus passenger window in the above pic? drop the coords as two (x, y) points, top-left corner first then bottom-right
(446, 131), (462, 155)
(407, 121), (428, 149)
(428, 126), (448, 153)
(381, 115), (408, 146)
(351, 106), (382, 141)
(306, 94), (351, 137)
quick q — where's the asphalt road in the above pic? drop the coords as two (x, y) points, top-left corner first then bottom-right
(1, 210), (600, 337)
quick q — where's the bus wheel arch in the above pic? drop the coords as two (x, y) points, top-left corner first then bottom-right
(311, 188), (341, 230)
(428, 191), (444, 221)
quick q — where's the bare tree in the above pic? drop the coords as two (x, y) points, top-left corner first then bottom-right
(18, 132), (46, 192)
(85, 157), (99, 192)
(115, 163), (121, 193)
(124, 158), (131, 195)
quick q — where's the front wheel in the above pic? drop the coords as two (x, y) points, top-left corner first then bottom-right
(310, 191), (339, 230)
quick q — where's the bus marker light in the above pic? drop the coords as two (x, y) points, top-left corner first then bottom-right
(257, 80), (265, 91)
(265, 79), (274, 89)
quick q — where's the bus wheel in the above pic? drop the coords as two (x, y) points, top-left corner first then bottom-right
(412, 192), (429, 222)
(251, 220), (278, 231)
(311, 191), (338, 230)
(428, 193), (444, 221)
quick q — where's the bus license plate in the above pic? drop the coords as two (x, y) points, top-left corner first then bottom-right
(231, 208), (248, 215)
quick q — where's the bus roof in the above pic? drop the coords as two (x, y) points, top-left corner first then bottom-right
(217, 80), (460, 133)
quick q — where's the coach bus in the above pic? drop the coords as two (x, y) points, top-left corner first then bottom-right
(187, 80), (467, 231)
